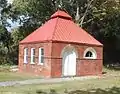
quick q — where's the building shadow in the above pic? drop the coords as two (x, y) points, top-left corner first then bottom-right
(104, 63), (120, 71)
(68, 87), (120, 94)
(36, 87), (120, 94)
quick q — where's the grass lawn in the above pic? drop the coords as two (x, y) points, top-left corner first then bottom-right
(0, 72), (41, 82)
(0, 67), (120, 94)
(0, 66), (41, 82)
(0, 76), (120, 94)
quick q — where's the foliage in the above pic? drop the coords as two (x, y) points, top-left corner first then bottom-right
(84, 0), (120, 63)
(35, 87), (120, 94)
(0, 0), (120, 64)
(10, 0), (120, 64)
(0, 24), (12, 65)
(0, 0), (16, 65)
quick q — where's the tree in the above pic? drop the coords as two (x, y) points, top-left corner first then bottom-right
(10, 0), (92, 37)
(10, 28), (22, 65)
(83, 0), (120, 63)
(9, 0), (120, 64)
(0, 0), (13, 64)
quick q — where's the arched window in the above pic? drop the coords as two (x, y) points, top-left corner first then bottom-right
(85, 51), (93, 57)
(83, 47), (97, 59)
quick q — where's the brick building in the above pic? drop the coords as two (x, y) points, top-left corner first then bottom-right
(19, 10), (103, 78)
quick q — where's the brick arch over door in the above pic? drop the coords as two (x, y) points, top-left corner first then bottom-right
(61, 45), (78, 76)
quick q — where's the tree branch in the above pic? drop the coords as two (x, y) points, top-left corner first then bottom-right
(79, 0), (94, 27)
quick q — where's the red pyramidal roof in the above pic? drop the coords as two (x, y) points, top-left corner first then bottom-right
(20, 10), (103, 46)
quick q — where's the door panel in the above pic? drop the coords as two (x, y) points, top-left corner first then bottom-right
(63, 53), (69, 76)
(62, 50), (76, 76)
(68, 51), (76, 76)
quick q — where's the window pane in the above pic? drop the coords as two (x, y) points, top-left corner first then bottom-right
(41, 56), (44, 63)
(25, 56), (28, 63)
(26, 48), (28, 55)
(39, 48), (44, 64)
(33, 56), (35, 63)
(85, 51), (93, 57)
(33, 49), (35, 55)
(31, 48), (35, 63)
(24, 48), (28, 63)
(41, 48), (44, 55)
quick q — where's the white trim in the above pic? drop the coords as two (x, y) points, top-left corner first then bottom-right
(83, 47), (97, 59)
(61, 45), (77, 76)
(24, 48), (28, 64)
(30, 62), (35, 64)
(30, 48), (35, 64)
(61, 44), (78, 58)
(84, 57), (96, 59)
(38, 48), (44, 65)
(37, 63), (43, 65)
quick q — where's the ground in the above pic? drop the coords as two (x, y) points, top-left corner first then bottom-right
(0, 66), (41, 81)
(0, 76), (120, 94)
(0, 65), (120, 94)
(0, 72), (41, 81)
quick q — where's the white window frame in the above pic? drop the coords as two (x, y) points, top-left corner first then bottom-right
(24, 48), (28, 64)
(83, 47), (97, 59)
(30, 48), (35, 64)
(38, 48), (44, 65)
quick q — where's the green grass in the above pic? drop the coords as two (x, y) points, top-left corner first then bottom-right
(0, 67), (119, 94)
(0, 76), (120, 94)
(0, 65), (41, 82)
(0, 72), (41, 82)
(0, 66), (120, 94)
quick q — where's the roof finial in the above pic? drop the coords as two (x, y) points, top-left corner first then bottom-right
(57, 4), (63, 11)
(51, 10), (72, 20)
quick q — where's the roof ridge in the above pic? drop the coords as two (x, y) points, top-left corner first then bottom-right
(78, 26), (102, 45)
(51, 17), (59, 40)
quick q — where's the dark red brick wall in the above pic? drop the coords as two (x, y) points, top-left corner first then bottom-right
(19, 42), (103, 78)
(51, 42), (103, 77)
(19, 42), (52, 77)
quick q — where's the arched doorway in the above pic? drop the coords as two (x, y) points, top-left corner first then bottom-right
(61, 45), (78, 76)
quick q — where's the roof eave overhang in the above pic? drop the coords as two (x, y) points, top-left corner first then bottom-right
(52, 40), (103, 47)
(19, 40), (103, 47)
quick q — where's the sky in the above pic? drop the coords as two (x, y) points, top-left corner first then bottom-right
(7, 0), (13, 4)
(6, 0), (20, 31)
(7, 19), (20, 31)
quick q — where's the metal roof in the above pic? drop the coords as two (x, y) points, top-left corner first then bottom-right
(20, 10), (103, 46)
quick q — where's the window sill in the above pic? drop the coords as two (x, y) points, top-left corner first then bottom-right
(83, 57), (96, 59)
(24, 62), (28, 64)
(38, 63), (43, 65)
(30, 62), (35, 64)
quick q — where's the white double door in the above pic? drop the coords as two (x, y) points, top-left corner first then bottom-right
(62, 50), (76, 76)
